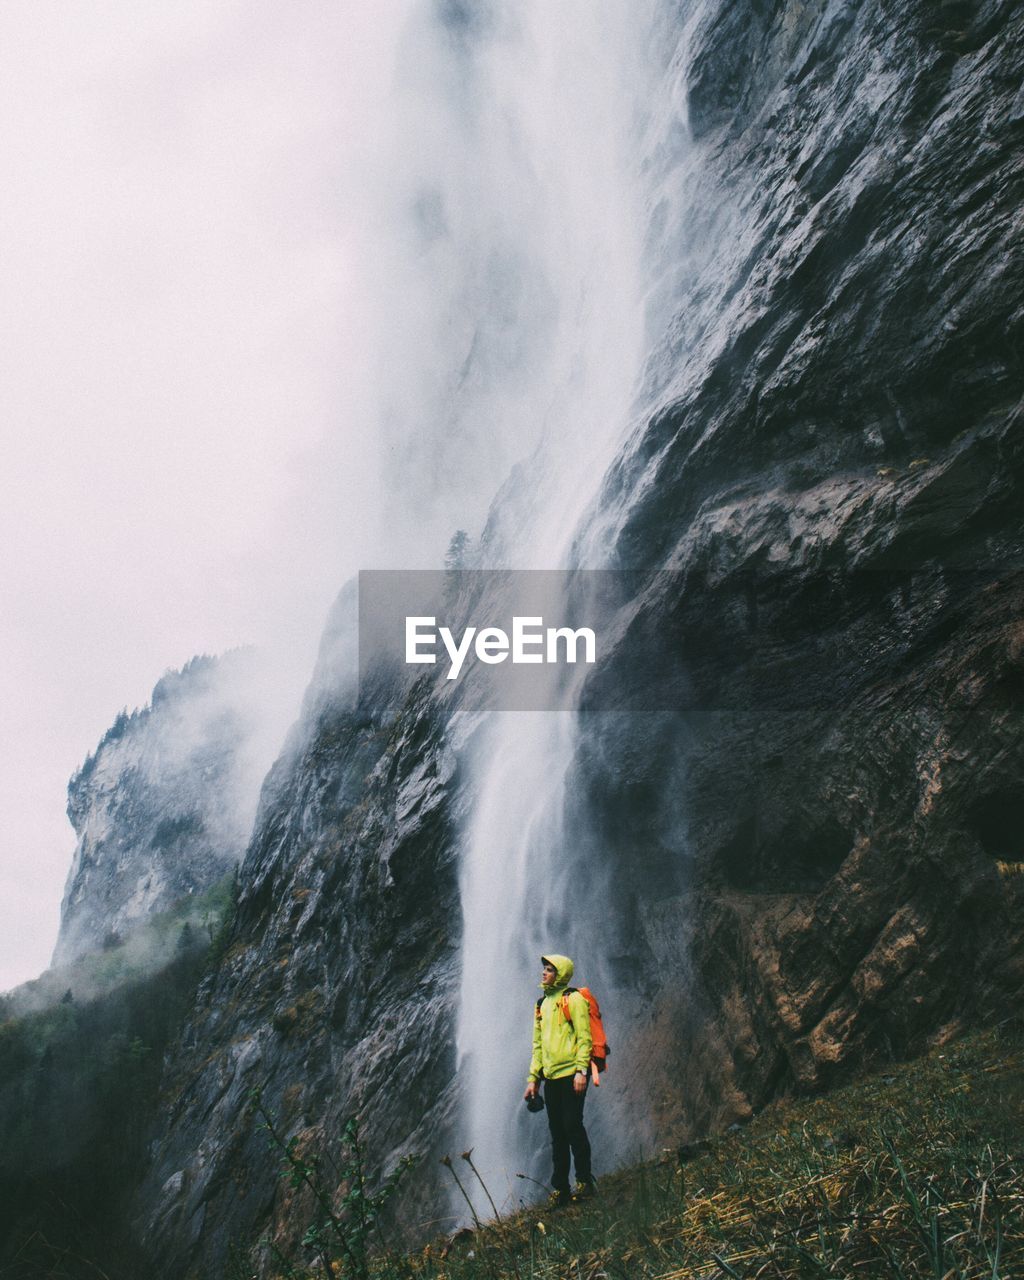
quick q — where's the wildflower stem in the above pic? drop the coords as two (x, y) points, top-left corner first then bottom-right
(462, 1149), (501, 1220)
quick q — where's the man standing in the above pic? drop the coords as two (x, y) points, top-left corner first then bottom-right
(524, 953), (596, 1205)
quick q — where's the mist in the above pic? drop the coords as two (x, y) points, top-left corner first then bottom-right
(0, 1), (533, 990)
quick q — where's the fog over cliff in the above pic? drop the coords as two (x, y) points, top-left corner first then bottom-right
(54, 651), (278, 969)
(4, 1), (1022, 1276)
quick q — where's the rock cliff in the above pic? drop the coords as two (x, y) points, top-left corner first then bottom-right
(574, 0), (1024, 1136)
(55, 651), (274, 967)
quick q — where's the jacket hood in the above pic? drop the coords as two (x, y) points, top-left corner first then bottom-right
(541, 953), (574, 989)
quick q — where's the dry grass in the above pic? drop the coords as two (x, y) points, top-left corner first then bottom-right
(261, 1024), (1023, 1279)
(402, 1024), (1023, 1280)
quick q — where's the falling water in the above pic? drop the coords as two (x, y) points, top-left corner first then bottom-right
(448, 0), (714, 1215)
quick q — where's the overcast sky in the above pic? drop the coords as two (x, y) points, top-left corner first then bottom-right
(0, 0), (649, 993)
(0, 2), (420, 991)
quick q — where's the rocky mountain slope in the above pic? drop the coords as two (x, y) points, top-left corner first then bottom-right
(54, 651), (272, 967)
(131, 2), (1024, 1277)
(571, 0), (1024, 1135)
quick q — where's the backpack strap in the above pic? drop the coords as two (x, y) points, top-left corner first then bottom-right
(537, 988), (579, 1024)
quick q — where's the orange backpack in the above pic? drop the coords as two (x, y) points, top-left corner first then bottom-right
(536, 986), (610, 1085)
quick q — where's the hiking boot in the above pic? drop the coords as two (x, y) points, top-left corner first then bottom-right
(548, 1189), (572, 1209)
(572, 1180), (598, 1201)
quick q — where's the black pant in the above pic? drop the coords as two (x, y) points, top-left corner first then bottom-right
(544, 1074), (592, 1191)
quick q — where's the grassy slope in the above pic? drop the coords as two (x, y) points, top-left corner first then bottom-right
(263, 1025), (1023, 1280)
(424, 1026), (1023, 1280)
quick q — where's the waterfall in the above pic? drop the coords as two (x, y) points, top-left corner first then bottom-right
(445, 0), (709, 1215)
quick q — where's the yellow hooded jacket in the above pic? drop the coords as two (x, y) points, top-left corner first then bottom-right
(527, 953), (593, 1084)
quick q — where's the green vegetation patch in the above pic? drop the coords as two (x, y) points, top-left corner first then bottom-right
(255, 1025), (1023, 1280)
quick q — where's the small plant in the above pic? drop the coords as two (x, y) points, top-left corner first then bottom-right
(439, 1150), (523, 1280)
(250, 1089), (419, 1280)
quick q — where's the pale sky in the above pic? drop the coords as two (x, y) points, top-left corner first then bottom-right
(0, 1), (417, 991)
(0, 1), (650, 994)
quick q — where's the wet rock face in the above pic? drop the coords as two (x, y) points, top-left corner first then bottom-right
(55, 652), (269, 966)
(578, 567), (1024, 1140)
(621, 0), (1022, 558)
(579, 0), (1024, 1133)
(137, 670), (463, 1278)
